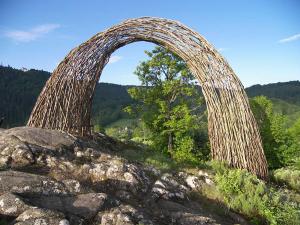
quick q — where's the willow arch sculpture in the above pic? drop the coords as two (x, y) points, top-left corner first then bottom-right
(27, 17), (268, 178)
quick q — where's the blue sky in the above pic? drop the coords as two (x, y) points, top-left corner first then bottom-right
(0, 0), (299, 87)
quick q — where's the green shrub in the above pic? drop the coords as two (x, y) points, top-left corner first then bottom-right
(294, 158), (300, 170)
(250, 96), (300, 169)
(106, 126), (133, 141)
(273, 168), (300, 192)
(212, 162), (300, 225)
(173, 136), (199, 165)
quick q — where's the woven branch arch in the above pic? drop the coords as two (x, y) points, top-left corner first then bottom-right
(28, 17), (268, 178)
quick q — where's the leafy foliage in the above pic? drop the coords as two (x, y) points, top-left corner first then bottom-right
(250, 96), (300, 168)
(105, 119), (138, 141)
(289, 117), (300, 143)
(273, 168), (300, 192)
(212, 161), (300, 225)
(124, 46), (206, 162)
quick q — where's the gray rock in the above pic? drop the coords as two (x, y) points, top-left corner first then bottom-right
(25, 193), (107, 219)
(0, 193), (31, 216)
(0, 127), (78, 169)
(185, 175), (202, 190)
(62, 179), (83, 194)
(11, 144), (34, 167)
(158, 200), (218, 225)
(115, 190), (133, 201)
(152, 173), (187, 201)
(88, 160), (150, 195)
(1, 127), (76, 149)
(85, 147), (101, 158)
(0, 127), (248, 225)
(15, 208), (68, 225)
(0, 170), (68, 195)
(0, 155), (11, 168)
(95, 204), (153, 225)
(0, 134), (34, 168)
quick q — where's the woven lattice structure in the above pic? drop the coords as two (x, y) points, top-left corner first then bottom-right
(27, 17), (268, 178)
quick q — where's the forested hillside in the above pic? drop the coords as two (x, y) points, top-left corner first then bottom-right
(0, 66), (135, 128)
(92, 83), (135, 127)
(0, 66), (49, 127)
(0, 65), (300, 128)
(247, 81), (300, 105)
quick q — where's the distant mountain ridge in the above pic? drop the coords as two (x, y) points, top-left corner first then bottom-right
(246, 81), (300, 105)
(1, 65), (299, 128)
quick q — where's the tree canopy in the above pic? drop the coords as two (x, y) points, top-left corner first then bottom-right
(125, 46), (206, 163)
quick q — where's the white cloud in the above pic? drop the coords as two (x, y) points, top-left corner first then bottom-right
(278, 33), (300, 43)
(108, 55), (122, 64)
(217, 47), (229, 52)
(5, 24), (60, 42)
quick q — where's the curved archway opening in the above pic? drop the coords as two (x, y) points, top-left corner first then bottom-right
(27, 17), (268, 178)
(92, 42), (204, 148)
(91, 42), (157, 130)
(100, 42), (157, 85)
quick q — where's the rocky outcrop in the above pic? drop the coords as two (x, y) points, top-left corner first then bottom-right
(0, 127), (248, 225)
(15, 208), (68, 225)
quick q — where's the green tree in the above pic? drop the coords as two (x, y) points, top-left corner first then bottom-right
(93, 124), (105, 133)
(250, 96), (299, 168)
(125, 46), (203, 162)
(289, 117), (300, 142)
(288, 118), (300, 168)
